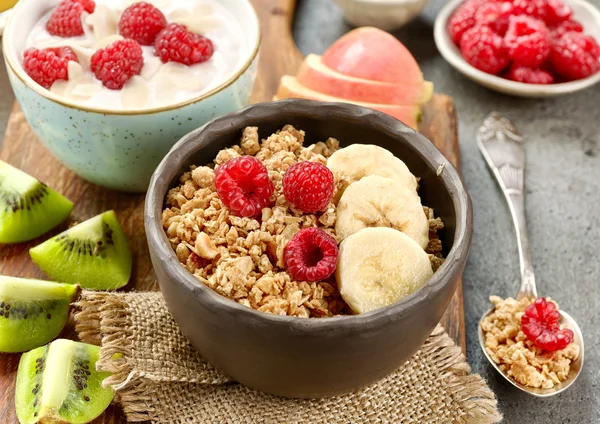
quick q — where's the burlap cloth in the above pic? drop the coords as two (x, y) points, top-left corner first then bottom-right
(74, 291), (502, 424)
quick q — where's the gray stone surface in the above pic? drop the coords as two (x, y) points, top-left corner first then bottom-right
(0, 1), (598, 421)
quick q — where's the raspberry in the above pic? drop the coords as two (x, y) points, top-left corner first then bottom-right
(475, 2), (512, 35)
(284, 228), (338, 282)
(544, 0), (572, 25)
(154, 23), (214, 65)
(510, 0), (547, 19)
(46, 0), (95, 37)
(551, 32), (600, 80)
(521, 298), (574, 352)
(23, 47), (78, 89)
(504, 15), (551, 68)
(90, 39), (144, 90)
(460, 25), (510, 74)
(214, 156), (274, 218)
(448, 0), (489, 45)
(118, 2), (167, 46)
(282, 162), (334, 213)
(507, 63), (554, 83)
(550, 19), (583, 40)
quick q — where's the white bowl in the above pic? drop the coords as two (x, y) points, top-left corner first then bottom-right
(434, 0), (600, 97)
(334, 0), (428, 31)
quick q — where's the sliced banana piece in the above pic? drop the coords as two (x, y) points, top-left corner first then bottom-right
(336, 175), (429, 248)
(327, 144), (418, 202)
(336, 227), (433, 314)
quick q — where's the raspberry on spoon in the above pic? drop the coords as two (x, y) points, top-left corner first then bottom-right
(284, 228), (338, 282)
(521, 298), (574, 352)
(214, 156), (274, 218)
(23, 47), (79, 89)
(90, 39), (144, 90)
(283, 161), (334, 213)
(155, 23), (214, 65)
(118, 2), (167, 46)
(46, 0), (96, 37)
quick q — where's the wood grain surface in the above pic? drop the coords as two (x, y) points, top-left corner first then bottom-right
(0, 0), (464, 422)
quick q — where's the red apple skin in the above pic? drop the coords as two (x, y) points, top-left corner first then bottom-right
(276, 76), (421, 129)
(298, 55), (433, 105)
(321, 27), (424, 85)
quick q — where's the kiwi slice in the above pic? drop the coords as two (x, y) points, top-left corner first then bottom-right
(29, 211), (132, 290)
(0, 276), (80, 353)
(0, 160), (73, 244)
(16, 339), (115, 424)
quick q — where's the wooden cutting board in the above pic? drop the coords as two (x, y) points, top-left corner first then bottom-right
(0, 0), (464, 422)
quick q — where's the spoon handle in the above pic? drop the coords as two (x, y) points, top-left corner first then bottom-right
(477, 113), (537, 300)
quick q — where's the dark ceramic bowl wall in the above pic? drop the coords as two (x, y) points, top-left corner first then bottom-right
(145, 99), (473, 398)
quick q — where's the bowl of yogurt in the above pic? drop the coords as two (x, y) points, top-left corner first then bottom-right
(2, 0), (260, 192)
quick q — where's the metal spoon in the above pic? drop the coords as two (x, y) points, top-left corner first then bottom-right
(476, 112), (584, 397)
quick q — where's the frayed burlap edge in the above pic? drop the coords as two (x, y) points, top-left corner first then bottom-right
(75, 292), (502, 424)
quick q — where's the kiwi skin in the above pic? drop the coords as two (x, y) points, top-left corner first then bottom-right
(29, 210), (133, 290)
(0, 160), (73, 244)
(0, 276), (80, 353)
(16, 339), (115, 424)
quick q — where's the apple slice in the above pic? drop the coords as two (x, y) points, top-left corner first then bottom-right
(277, 76), (421, 129)
(322, 27), (424, 85)
(298, 54), (433, 105)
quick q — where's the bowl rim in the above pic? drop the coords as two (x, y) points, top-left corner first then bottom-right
(145, 99), (473, 333)
(433, 0), (600, 97)
(2, 0), (261, 116)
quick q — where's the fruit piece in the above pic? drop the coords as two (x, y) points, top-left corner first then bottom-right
(284, 228), (338, 282)
(336, 175), (429, 248)
(448, 0), (488, 44)
(118, 2), (167, 46)
(544, 0), (572, 26)
(460, 25), (509, 74)
(46, 0), (95, 37)
(510, 0), (547, 20)
(475, 2), (512, 36)
(521, 298), (574, 352)
(552, 32), (600, 80)
(29, 211), (132, 290)
(277, 76), (422, 129)
(23, 47), (79, 89)
(0, 277), (79, 353)
(507, 63), (554, 83)
(550, 19), (583, 39)
(90, 39), (144, 90)
(0, 160), (73, 244)
(15, 339), (114, 424)
(327, 144), (418, 202)
(336, 227), (433, 314)
(283, 161), (334, 213)
(296, 54), (434, 105)
(155, 23), (214, 65)
(504, 16), (551, 68)
(214, 156), (274, 218)
(321, 27), (424, 85)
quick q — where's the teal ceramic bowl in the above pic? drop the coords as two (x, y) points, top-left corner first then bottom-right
(2, 0), (260, 192)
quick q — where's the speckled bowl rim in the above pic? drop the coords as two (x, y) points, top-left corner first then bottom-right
(145, 99), (473, 333)
(2, 0), (261, 116)
(434, 0), (600, 97)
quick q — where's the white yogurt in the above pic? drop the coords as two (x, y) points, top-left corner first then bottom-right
(24, 0), (245, 110)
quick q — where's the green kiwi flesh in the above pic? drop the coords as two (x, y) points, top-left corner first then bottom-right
(29, 210), (132, 290)
(0, 276), (80, 353)
(16, 339), (114, 424)
(0, 160), (73, 244)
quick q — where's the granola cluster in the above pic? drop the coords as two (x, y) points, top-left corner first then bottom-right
(481, 296), (579, 389)
(162, 125), (444, 318)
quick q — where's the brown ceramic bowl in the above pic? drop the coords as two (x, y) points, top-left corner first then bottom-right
(145, 99), (473, 398)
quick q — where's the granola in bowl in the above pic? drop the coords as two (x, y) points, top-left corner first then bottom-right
(161, 125), (445, 318)
(481, 296), (580, 389)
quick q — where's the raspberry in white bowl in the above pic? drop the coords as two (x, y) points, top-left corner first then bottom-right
(21, 0), (245, 110)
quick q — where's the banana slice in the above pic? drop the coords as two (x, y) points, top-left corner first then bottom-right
(335, 175), (429, 248)
(327, 144), (418, 202)
(336, 227), (433, 314)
